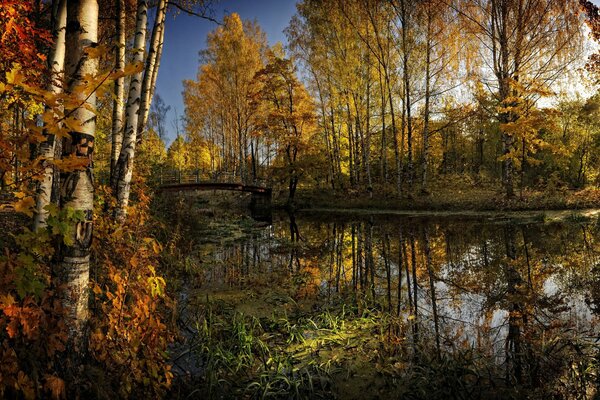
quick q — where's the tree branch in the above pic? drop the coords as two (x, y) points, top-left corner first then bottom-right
(168, 2), (222, 25)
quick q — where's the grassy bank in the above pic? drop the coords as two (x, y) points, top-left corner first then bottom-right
(286, 186), (600, 212)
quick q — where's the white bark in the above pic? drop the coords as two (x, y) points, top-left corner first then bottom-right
(57, 0), (98, 348)
(138, 0), (167, 138)
(33, 0), (67, 231)
(110, 0), (126, 189)
(114, 0), (148, 220)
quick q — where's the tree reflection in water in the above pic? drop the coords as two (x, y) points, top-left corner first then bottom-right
(189, 212), (600, 398)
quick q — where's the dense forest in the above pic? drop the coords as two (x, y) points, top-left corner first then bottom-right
(0, 0), (599, 398)
(179, 1), (600, 205)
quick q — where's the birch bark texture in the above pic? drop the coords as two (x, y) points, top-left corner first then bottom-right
(114, 0), (148, 221)
(56, 0), (98, 348)
(138, 0), (167, 139)
(33, 0), (67, 231)
(110, 0), (126, 189)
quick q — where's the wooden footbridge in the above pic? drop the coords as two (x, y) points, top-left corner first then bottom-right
(158, 170), (271, 196)
(158, 170), (272, 220)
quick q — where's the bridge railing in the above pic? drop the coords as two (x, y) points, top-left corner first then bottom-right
(158, 170), (269, 187)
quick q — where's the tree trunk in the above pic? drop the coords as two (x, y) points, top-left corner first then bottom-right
(364, 68), (372, 194)
(137, 0), (167, 139)
(109, 0), (126, 189)
(385, 70), (401, 195)
(346, 99), (355, 187)
(114, 0), (148, 221)
(55, 0), (98, 349)
(398, 0), (414, 193)
(33, 0), (67, 231)
(421, 5), (432, 194)
(378, 64), (388, 183)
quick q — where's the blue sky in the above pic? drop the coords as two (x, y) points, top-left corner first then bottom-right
(155, 0), (298, 143)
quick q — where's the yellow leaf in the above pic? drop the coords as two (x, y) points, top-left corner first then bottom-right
(84, 44), (108, 59)
(53, 154), (88, 172)
(14, 196), (35, 217)
(63, 116), (85, 133)
(0, 294), (15, 307)
(6, 67), (23, 85)
(152, 241), (161, 255)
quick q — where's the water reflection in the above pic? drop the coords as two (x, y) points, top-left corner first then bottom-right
(195, 212), (600, 396)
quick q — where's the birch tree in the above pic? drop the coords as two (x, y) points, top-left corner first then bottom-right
(456, 0), (583, 197)
(33, 0), (67, 230)
(56, 0), (99, 347)
(113, 0), (148, 220)
(138, 0), (168, 139)
(109, 0), (126, 190)
(183, 13), (266, 182)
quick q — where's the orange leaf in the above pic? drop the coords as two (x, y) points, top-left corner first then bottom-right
(7, 318), (19, 338)
(44, 375), (65, 400)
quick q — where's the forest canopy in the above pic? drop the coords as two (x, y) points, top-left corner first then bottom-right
(178, 0), (600, 203)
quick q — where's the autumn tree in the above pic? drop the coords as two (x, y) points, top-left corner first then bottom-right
(579, 0), (600, 83)
(112, 0), (148, 221)
(166, 134), (191, 171)
(109, 0), (127, 189)
(57, 0), (99, 347)
(183, 13), (266, 182)
(33, 0), (67, 230)
(288, 0), (380, 192)
(455, 0), (584, 197)
(254, 51), (317, 203)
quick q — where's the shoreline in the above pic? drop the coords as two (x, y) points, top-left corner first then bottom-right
(293, 207), (600, 222)
(277, 187), (600, 214)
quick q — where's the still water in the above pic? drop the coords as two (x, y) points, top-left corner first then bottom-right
(182, 211), (600, 398)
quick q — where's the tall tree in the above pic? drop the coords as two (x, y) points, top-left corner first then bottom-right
(109, 0), (126, 190)
(183, 13), (266, 182)
(33, 0), (67, 230)
(113, 0), (148, 220)
(255, 52), (317, 203)
(56, 0), (99, 347)
(456, 0), (583, 197)
(137, 0), (168, 139)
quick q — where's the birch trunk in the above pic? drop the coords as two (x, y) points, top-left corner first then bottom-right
(145, 20), (165, 123)
(33, 0), (66, 231)
(114, 0), (148, 221)
(56, 0), (98, 348)
(137, 0), (167, 139)
(109, 0), (126, 189)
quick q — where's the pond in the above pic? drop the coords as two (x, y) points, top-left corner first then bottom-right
(174, 211), (600, 399)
